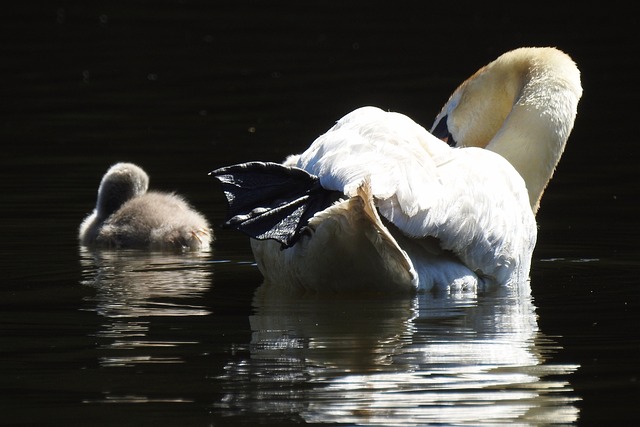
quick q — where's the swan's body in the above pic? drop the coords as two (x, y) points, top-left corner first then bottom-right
(212, 47), (581, 293)
(80, 162), (212, 251)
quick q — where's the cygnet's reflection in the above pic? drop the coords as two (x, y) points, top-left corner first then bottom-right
(79, 247), (212, 367)
(219, 283), (580, 425)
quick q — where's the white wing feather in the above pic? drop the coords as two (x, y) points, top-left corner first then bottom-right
(295, 106), (536, 286)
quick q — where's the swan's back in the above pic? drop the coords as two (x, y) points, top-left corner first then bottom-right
(292, 106), (536, 287)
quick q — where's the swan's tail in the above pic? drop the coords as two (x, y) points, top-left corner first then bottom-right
(210, 162), (343, 248)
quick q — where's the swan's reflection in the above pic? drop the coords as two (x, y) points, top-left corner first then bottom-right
(219, 283), (579, 425)
(79, 247), (212, 367)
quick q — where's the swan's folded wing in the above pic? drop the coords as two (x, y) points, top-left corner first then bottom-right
(210, 162), (342, 248)
(297, 107), (449, 204)
(294, 107), (537, 285)
(376, 146), (537, 285)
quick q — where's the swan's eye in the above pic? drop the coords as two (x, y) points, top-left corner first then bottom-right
(431, 115), (457, 147)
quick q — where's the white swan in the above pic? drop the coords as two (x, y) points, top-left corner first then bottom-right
(80, 162), (212, 251)
(211, 47), (582, 293)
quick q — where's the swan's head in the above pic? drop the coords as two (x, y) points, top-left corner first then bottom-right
(430, 57), (524, 149)
(95, 162), (150, 218)
(430, 47), (582, 213)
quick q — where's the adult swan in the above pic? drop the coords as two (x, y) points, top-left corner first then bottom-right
(211, 47), (582, 293)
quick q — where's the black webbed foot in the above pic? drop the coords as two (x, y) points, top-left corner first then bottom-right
(210, 162), (342, 248)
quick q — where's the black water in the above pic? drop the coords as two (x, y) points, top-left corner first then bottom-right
(2, 2), (638, 426)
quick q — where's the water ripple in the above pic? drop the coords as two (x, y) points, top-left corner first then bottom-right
(216, 285), (580, 425)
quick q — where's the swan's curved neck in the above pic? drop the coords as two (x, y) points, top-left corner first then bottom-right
(435, 48), (582, 213)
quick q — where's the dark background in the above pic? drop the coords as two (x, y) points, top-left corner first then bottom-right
(2, 1), (638, 425)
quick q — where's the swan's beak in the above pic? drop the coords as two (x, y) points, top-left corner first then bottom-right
(431, 115), (457, 147)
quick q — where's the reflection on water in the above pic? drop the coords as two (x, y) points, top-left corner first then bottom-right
(79, 248), (213, 368)
(218, 283), (580, 425)
(75, 238), (582, 424)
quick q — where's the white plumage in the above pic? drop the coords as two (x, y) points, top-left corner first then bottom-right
(213, 47), (582, 293)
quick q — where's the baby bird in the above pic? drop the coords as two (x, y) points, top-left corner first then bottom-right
(79, 162), (212, 251)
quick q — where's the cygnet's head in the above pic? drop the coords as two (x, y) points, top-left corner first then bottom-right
(95, 162), (149, 218)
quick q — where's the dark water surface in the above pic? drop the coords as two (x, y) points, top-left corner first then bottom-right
(2, 2), (638, 426)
